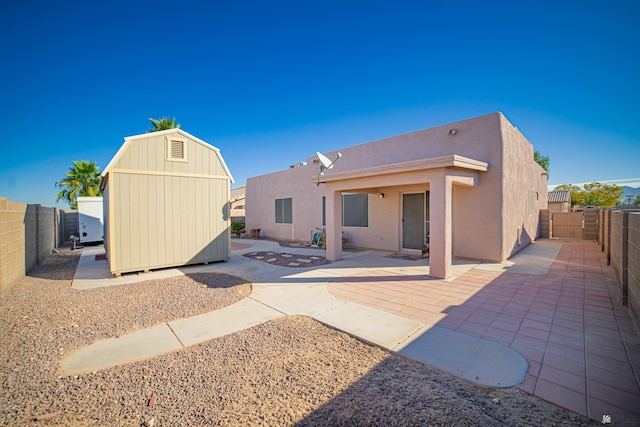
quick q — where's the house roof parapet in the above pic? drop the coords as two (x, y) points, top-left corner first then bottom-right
(316, 154), (488, 184)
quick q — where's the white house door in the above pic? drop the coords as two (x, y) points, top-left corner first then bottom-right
(402, 192), (429, 250)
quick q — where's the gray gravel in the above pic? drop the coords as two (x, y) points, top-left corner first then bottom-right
(0, 251), (598, 426)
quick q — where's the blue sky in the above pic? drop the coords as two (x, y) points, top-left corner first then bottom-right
(1, 0), (638, 208)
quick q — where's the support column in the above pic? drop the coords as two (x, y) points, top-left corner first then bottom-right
(325, 187), (342, 261)
(429, 172), (452, 279)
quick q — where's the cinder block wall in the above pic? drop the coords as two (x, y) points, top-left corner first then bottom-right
(61, 210), (78, 243)
(603, 210), (611, 265)
(610, 211), (626, 304)
(1, 198), (65, 293)
(0, 197), (27, 293)
(584, 209), (599, 241)
(599, 209), (640, 329)
(37, 206), (56, 265)
(24, 204), (38, 274)
(627, 213), (640, 326)
(599, 210), (605, 250)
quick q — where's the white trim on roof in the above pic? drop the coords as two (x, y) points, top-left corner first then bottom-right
(101, 129), (234, 187)
(317, 154), (488, 183)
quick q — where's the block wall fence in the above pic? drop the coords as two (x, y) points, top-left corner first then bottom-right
(0, 197), (77, 293)
(599, 209), (640, 328)
(539, 208), (639, 327)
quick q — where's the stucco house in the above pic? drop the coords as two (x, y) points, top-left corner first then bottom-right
(548, 190), (571, 213)
(100, 128), (234, 276)
(246, 112), (548, 279)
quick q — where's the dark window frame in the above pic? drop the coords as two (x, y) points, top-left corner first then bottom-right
(275, 197), (293, 224)
(321, 193), (369, 227)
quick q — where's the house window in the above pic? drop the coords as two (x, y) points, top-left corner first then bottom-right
(167, 137), (187, 162)
(321, 194), (368, 227)
(275, 197), (292, 224)
(528, 189), (534, 216)
(343, 193), (368, 227)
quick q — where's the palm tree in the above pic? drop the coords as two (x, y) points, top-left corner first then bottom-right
(55, 160), (102, 209)
(147, 117), (180, 132)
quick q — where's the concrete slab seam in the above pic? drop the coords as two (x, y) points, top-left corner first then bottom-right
(389, 323), (430, 350)
(166, 323), (187, 348)
(308, 300), (349, 317)
(311, 317), (396, 352)
(391, 323), (435, 352)
(247, 296), (289, 316)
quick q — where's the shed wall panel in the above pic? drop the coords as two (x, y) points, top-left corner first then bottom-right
(104, 130), (231, 275)
(163, 175), (174, 263)
(109, 173), (230, 274)
(103, 182), (110, 256)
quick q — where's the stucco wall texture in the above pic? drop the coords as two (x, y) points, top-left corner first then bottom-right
(246, 112), (548, 272)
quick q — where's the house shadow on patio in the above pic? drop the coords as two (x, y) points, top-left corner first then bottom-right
(317, 239), (640, 424)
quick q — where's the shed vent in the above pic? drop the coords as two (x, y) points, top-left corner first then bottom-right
(167, 138), (187, 162)
(171, 140), (184, 159)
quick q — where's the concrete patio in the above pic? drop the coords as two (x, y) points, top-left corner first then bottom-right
(328, 239), (640, 423)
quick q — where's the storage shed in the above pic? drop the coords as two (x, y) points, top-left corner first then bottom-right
(100, 129), (234, 276)
(548, 190), (571, 213)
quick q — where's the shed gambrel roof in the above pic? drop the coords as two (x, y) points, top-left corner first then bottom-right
(100, 128), (234, 189)
(548, 191), (570, 203)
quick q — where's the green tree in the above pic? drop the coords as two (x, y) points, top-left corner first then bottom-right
(55, 160), (102, 209)
(553, 182), (623, 208)
(534, 150), (550, 175)
(553, 183), (583, 206)
(634, 195), (640, 206)
(147, 117), (180, 132)
(582, 182), (624, 208)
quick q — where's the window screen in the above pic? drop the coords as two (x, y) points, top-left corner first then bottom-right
(321, 194), (369, 227)
(342, 193), (368, 227)
(275, 197), (292, 224)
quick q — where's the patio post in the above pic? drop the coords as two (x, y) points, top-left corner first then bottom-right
(325, 187), (343, 261)
(429, 172), (453, 279)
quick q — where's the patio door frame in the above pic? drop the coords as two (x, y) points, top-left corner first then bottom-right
(401, 191), (430, 251)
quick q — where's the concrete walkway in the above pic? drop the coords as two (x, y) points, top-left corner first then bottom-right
(64, 241), (527, 387)
(62, 239), (640, 423)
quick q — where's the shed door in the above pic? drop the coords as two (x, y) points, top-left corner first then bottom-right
(402, 192), (429, 250)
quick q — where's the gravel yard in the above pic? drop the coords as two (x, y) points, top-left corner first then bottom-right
(0, 251), (597, 426)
